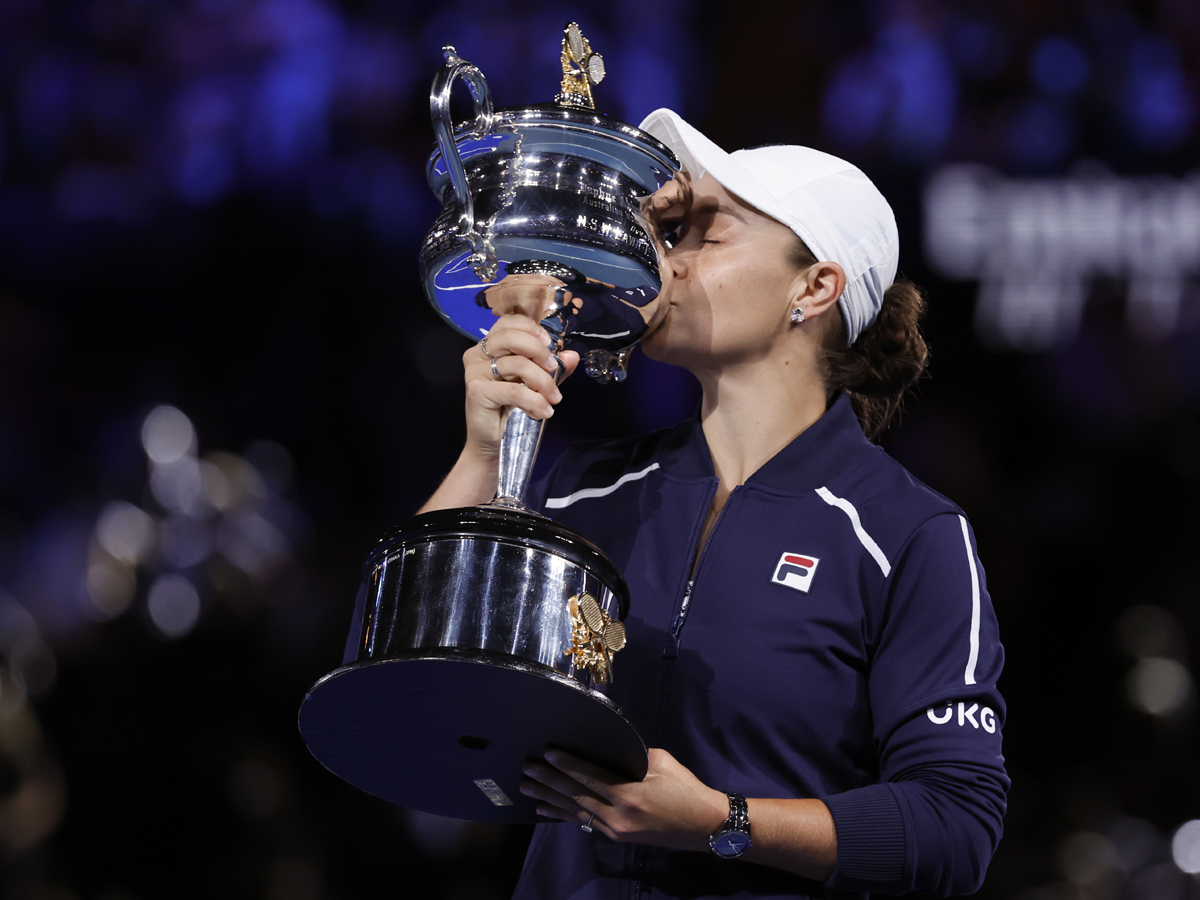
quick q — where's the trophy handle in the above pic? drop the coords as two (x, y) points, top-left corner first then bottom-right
(430, 46), (498, 281)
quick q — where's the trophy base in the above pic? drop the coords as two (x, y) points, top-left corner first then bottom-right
(298, 648), (648, 823)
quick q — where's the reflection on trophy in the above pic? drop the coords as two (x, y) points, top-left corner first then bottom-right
(297, 23), (679, 823)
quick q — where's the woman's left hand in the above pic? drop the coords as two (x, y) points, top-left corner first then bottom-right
(520, 747), (730, 852)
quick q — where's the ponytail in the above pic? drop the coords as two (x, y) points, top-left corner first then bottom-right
(823, 279), (930, 441)
(787, 236), (930, 440)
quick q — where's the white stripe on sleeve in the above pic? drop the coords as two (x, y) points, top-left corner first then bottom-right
(814, 486), (891, 577)
(960, 515), (981, 686)
(545, 463), (661, 509)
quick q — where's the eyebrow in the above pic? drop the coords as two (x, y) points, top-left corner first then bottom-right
(690, 198), (747, 223)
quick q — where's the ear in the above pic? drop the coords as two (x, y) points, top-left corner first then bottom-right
(788, 261), (846, 319)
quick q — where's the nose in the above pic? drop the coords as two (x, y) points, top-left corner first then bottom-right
(667, 245), (688, 280)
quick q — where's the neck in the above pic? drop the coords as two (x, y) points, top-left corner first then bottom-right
(694, 350), (828, 492)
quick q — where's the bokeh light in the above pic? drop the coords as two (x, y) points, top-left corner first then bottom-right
(1030, 37), (1091, 98)
(1057, 830), (1119, 886)
(146, 573), (201, 640)
(141, 406), (197, 466)
(1126, 657), (1194, 717)
(1172, 820), (1200, 874)
(95, 501), (156, 566)
(149, 457), (205, 514)
(85, 554), (136, 620)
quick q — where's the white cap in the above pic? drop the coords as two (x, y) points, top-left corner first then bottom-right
(638, 108), (898, 345)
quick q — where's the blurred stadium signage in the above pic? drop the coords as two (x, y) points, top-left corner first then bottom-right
(923, 164), (1200, 350)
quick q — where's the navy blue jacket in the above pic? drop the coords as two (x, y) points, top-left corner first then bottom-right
(513, 394), (1008, 899)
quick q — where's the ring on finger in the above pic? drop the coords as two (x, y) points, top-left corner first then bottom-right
(491, 356), (503, 381)
(479, 337), (492, 358)
(581, 813), (595, 833)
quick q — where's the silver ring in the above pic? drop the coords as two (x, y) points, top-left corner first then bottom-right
(581, 813), (595, 833)
(491, 356), (503, 381)
(479, 337), (492, 358)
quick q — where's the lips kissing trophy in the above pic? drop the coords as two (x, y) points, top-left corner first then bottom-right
(298, 24), (680, 822)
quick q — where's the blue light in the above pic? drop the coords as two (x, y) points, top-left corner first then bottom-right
(1005, 98), (1075, 170)
(1030, 36), (1091, 97)
(822, 54), (889, 146)
(949, 19), (1009, 79)
(18, 55), (75, 160)
(246, 46), (334, 173)
(367, 155), (431, 244)
(1124, 37), (1194, 152)
(608, 46), (682, 125)
(175, 142), (235, 205)
(878, 23), (959, 161)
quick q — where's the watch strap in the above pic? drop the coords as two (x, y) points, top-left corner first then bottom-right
(724, 792), (750, 831)
(709, 791), (752, 858)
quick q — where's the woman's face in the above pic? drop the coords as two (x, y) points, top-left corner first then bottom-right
(641, 173), (805, 372)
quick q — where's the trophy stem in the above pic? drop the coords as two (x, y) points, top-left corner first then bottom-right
(489, 408), (544, 510)
(488, 354), (567, 510)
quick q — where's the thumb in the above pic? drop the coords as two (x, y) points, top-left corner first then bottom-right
(557, 349), (581, 380)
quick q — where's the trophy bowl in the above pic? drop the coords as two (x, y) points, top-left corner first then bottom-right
(298, 25), (679, 823)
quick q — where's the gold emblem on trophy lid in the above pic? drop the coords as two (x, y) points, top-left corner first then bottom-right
(556, 22), (606, 110)
(564, 591), (624, 684)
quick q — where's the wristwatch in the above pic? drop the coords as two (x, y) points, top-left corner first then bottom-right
(708, 792), (752, 859)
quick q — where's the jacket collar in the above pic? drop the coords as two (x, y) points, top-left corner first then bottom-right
(660, 393), (873, 494)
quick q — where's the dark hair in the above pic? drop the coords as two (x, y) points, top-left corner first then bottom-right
(788, 239), (929, 441)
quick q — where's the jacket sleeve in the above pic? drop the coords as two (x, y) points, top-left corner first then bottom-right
(824, 512), (1009, 896)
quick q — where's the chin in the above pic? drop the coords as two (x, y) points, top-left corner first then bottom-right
(639, 333), (706, 375)
(639, 327), (675, 364)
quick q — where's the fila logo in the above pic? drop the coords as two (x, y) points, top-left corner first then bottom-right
(770, 552), (821, 593)
(926, 702), (997, 734)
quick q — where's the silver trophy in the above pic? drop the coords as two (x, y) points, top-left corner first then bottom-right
(299, 24), (679, 823)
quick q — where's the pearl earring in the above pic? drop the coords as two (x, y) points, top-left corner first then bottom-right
(791, 307), (806, 324)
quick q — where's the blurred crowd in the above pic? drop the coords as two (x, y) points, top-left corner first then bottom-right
(0, 0), (1198, 898)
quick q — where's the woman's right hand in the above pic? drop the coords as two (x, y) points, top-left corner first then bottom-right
(462, 311), (580, 464)
(419, 281), (581, 513)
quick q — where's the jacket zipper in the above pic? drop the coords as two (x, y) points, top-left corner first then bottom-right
(661, 580), (694, 659)
(633, 481), (736, 900)
(661, 478), (720, 659)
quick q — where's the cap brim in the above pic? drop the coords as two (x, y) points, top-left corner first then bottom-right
(638, 109), (829, 260)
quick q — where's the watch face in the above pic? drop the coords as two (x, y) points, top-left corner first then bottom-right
(712, 830), (751, 858)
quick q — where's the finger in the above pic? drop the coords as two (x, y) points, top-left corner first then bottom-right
(523, 760), (609, 809)
(483, 312), (554, 344)
(466, 378), (556, 420)
(483, 356), (563, 405)
(475, 325), (558, 373)
(535, 802), (576, 822)
(541, 750), (627, 801)
(520, 775), (596, 818)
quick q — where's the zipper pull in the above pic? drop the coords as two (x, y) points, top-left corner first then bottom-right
(662, 580), (694, 658)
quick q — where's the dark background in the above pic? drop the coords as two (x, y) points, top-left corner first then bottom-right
(0, 0), (1198, 898)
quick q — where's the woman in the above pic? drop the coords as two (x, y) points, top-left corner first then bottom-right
(420, 110), (1008, 899)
